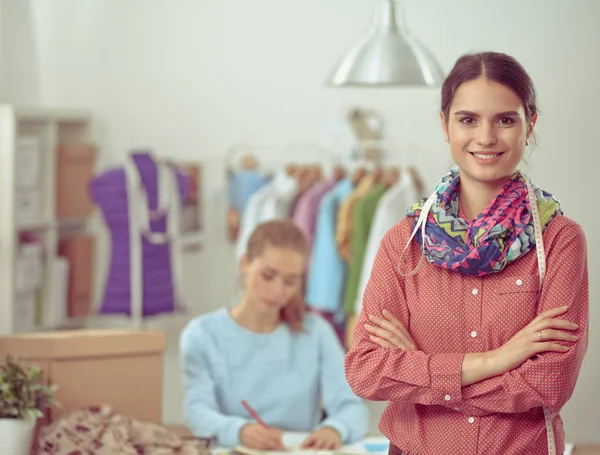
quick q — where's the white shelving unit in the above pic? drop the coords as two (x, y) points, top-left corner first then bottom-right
(0, 105), (94, 335)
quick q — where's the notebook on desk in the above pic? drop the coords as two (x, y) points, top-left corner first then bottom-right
(229, 446), (273, 455)
(216, 432), (389, 455)
(230, 448), (359, 455)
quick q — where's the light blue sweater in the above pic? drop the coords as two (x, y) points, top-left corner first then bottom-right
(180, 308), (369, 447)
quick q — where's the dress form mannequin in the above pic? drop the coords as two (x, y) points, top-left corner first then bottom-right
(90, 150), (189, 327)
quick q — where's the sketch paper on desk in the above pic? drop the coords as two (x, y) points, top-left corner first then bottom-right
(231, 448), (340, 455)
(222, 432), (390, 455)
(284, 431), (389, 453)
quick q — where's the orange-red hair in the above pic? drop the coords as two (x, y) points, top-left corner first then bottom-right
(245, 219), (309, 331)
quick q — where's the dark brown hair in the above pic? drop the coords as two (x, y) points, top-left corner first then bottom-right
(441, 51), (538, 123)
(245, 219), (309, 331)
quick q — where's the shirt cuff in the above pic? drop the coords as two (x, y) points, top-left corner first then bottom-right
(317, 418), (349, 444)
(219, 416), (249, 448)
(429, 352), (465, 406)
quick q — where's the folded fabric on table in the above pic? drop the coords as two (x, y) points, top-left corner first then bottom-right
(36, 405), (208, 455)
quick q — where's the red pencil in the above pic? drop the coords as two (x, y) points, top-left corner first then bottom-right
(241, 400), (268, 428)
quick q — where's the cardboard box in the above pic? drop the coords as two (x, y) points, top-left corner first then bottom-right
(0, 329), (166, 424)
(56, 144), (96, 219)
(58, 235), (95, 318)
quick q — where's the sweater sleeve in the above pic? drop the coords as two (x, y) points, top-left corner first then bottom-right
(180, 324), (249, 447)
(344, 227), (465, 407)
(314, 316), (369, 444)
(459, 222), (589, 416)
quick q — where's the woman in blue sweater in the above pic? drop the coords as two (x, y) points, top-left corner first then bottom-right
(180, 219), (368, 450)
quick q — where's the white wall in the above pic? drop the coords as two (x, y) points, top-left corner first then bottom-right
(2, 0), (599, 443)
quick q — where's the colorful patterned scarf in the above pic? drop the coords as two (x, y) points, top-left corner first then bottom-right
(406, 169), (562, 276)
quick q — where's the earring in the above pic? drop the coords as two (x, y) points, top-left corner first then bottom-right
(526, 138), (529, 146)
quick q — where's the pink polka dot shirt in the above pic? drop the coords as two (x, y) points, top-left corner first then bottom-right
(345, 214), (588, 455)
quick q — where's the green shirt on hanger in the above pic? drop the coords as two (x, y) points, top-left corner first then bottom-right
(344, 184), (388, 315)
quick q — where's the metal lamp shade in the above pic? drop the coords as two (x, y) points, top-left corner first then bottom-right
(327, 0), (444, 87)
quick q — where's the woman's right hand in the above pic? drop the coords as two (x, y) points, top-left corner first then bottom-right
(489, 305), (579, 376)
(239, 424), (284, 450)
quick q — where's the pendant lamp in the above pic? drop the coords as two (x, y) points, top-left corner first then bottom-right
(327, 0), (444, 87)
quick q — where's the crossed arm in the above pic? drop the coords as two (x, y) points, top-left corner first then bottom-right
(344, 223), (588, 416)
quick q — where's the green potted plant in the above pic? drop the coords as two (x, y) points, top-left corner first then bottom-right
(0, 355), (58, 455)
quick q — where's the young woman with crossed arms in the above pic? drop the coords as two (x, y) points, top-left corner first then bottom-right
(345, 51), (588, 455)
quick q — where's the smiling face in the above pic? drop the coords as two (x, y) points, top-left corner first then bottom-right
(241, 244), (306, 316)
(440, 76), (537, 187)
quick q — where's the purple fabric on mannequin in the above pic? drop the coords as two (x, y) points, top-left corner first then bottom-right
(90, 151), (188, 316)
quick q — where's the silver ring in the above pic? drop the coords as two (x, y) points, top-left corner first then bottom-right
(538, 330), (543, 341)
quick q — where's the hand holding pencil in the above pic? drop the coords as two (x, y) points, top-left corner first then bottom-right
(240, 400), (284, 450)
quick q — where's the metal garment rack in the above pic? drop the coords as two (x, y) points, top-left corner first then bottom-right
(222, 137), (424, 303)
(223, 141), (344, 177)
(223, 138), (425, 177)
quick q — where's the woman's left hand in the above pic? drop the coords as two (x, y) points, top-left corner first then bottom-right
(364, 309), (418, 351)
(301, 427), (342, 450)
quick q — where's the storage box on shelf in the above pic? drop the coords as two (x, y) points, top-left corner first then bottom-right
(0, 329), (166, 425)
(58, 235), (95, 319)
(56, 144), (96, 220)
(0, 105), (97, 335)
(14, 240), (44, 333)
(15, 137), (43, 230)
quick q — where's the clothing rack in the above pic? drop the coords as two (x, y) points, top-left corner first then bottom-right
(224, 138), (425, 233)
(224, 139), (424, 181)
(223, 134), (427, 316)
(224, 141), (344, 178)
(224, 140), (347, 299)
(225, 136), (424, 241)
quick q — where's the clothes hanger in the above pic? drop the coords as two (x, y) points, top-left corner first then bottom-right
(224, 140), (349, 200)
(382, 167), (401, 187)
(285, 163), (298, 176)
(372, 166), (384, 184)
(304, 164), (322, 187)
(225, 141), (339, 172)
(351, 167), (367, 186)
(332, 164), (346, 181)
(239, 153), (259, 170)
(293, 165), (319, 195)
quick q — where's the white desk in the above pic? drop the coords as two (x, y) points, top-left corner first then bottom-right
(212, 433), (577, 455)
(212, 432), (390, 455)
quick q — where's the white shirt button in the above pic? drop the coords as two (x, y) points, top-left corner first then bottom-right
(472, 288), (479, 295)
(468, 417), (475, 424)
(471, 331), (478, 338)
(516, 279), (523, 286)
(454, 407), (460, 411)
(444, 394), (451, 401)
